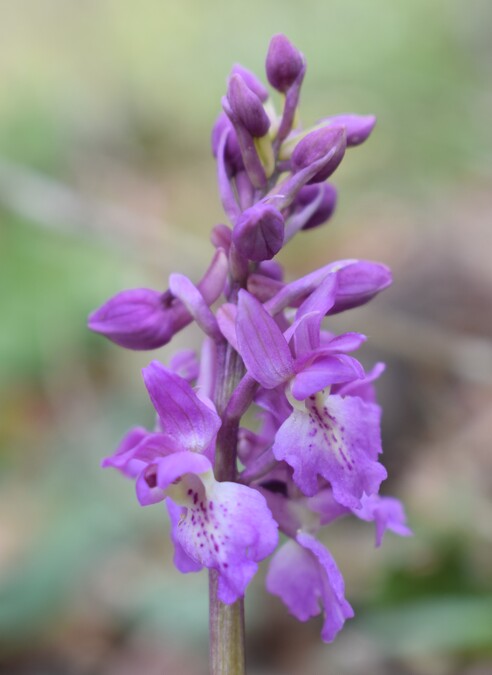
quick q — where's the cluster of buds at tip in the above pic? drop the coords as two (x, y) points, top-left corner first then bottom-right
(89, 34), (410, 643)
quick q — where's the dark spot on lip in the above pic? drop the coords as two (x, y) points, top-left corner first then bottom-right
(145, 470), (157, 489)
(259, 479), (288, 497)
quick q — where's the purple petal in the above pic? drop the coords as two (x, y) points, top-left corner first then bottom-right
(296, 271), (338, 320)
(266, 533), (353, 642)
(216, 303), (239, 351)
(236, 290), (295, 389)
(290, 272), (339, 354)
(135, 464), (166, 506)
(156, 451), (213, 490)
(130, 433), (181, 464)
(257, 487), (302, 539)
(196, 337), (217, 401)
(266, 540), (322, 620)
(264, 259), (356, 314)
(291, 355), (364, 400)
(297, 532), (354, 642)
(272, 393), (387, 506)
(142, 361), (221, 452)
(334, 362), (385, 403)
(323, 332), (367, 353)
(101, 426), (149, 477)
(166, 499), (203, 573)
(353, 494), (413, 547)
(307, 487), (349, 525)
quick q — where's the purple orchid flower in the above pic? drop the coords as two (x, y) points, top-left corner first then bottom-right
(257, 466), (410, 640)
(103, 361), (278, 602)
(266, 532), (354, 643)
(234, 289), (387, 507)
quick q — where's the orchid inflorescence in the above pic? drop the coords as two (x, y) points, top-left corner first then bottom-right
(88, 34), (411, 644)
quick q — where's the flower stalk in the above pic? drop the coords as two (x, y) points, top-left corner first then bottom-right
(209, 571), (245, 675)
(210, 341), (246, 674)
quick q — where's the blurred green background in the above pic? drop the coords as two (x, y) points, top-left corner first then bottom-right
(1, 1), (491, 673)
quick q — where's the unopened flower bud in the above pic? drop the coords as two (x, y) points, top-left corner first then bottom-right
(231, 63), (269, 102)
(233, 203), (284, 261)
(88, 289), (178, 350)
(291, 126), (346, 184)
(266, 34), (305, 93)
(294, 183), (337, 230)
(227, 74), (271, 138)
(321, 114), (376, 146)
(88, 249), (228, 350)
(328, 261), (392, 313)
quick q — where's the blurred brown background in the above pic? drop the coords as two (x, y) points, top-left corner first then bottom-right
(1, 1), (491, 674)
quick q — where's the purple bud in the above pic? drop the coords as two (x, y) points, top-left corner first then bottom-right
(89, 249), (228, 350)
(266, 34), (305, 93)
(233, 203), (285, 262)
(328, 261), (392, 313)
(227, 74), (271, 138)
(291, 127), (346, 184)
(321, 114), (376, 146)
(294, 183), (337, 230)
(211, 112), (243, 174)
(231, 64), (269, 101)
(222, 96), (267, 189)
(88, 289), (177, 350)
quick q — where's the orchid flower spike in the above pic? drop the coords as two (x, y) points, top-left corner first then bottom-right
(89, 33), (410, 661)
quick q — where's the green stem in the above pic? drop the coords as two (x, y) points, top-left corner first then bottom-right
(209, 571), (245, 675)
(209, 341), (246, 675)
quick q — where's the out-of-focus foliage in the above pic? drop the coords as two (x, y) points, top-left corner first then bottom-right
(1, 1), (491, 674)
